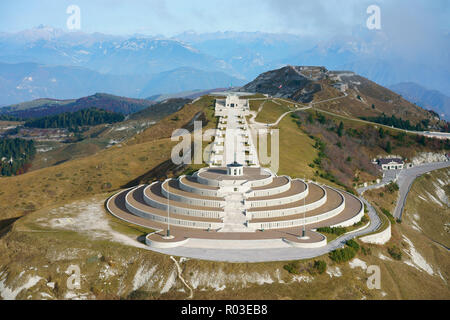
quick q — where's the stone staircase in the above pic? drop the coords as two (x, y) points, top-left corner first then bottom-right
(219, 192), (254, 232)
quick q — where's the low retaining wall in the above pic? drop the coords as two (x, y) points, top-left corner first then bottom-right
(248, 177), (292, 197)
(249, 188), (345, 230)
(145, 236), (190, 248)
(142, 184), (222, 219)
(106, 189), (163, 234)
(246, 179), (308, 208)
(178, 176), (220, 197)
(359, 223), (391, 245)
(331, 194), (365, 228)
(161, 180), (224, 208)
(248, 169), (274, 187)
(249, 183), (327, 219)
(282, 236), (327, 248)
(126, 192), (222, 230)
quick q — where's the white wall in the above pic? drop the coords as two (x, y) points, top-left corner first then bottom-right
(359, 223), (391, 245)
(142, 184), (223, 219)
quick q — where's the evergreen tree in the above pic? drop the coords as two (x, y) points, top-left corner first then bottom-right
(385, 141), (392, 153)
(337, 121), (344, 137)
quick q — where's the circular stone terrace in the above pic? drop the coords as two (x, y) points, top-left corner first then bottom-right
(106, 166), (365, 259)
(105, 93), (368, 262)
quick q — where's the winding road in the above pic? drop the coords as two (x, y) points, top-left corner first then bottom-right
(393, 161), (450, 219)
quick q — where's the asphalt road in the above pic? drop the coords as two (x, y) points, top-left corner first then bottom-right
(393, 161), (450, 219)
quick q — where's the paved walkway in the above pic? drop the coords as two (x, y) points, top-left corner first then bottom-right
(358, 169), (400, 194)
(148, 206), (379, 262)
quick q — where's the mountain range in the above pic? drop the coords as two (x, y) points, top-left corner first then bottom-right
(0, 25), (449, 117)
(0, 62), (244, 106)
(389, 82), (450, 121)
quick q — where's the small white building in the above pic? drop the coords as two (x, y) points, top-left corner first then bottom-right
(227, 161), (244, 176)
(377, 158), (404, 170)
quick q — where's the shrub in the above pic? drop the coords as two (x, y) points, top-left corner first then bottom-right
(386, 182), (399, 193)
(101, 182), (112, 190)
(283, 261), (300, 274)
(329, 247), (356, 263)
(337, 121), (344, 137)
(317, 226), (347, 236)
(388, 246), (402, 260)
(385, 141), (392, 153)
(361, 246), (372, 256)
(345, 239), (360, 251)
(128, 290), (150, 300)
(381, 208), (396, 224)
(313, 260), (327, 274)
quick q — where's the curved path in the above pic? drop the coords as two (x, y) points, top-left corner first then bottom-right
(393, 161), (450, 219)
(250, 93), (449, 140)
(248, 102), (311, 128)
(148, 201), (378, 263)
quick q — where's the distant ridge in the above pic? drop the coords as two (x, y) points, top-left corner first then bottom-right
(0, 93), (155, 119)
(241, 65), (444, 128)
(389, 82), (450, 121)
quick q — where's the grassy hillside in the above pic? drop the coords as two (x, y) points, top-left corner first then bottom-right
(248, 96), (448, 191)
(0, 96), (215, 221)
(27, 99), (192, 172)
(0, 181), (448, 299)
(403, 168), (450, 248)
(254, 99), (291, 124)
(0, 94), (448, 300)
(129, 98), (191, 122)
(242, 66), (447, 131)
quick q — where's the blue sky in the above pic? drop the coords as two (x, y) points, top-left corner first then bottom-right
(0, 0), (448, 37)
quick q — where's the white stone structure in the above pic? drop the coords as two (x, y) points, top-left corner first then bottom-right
(377, 158), (405, 170)
(106, 93), (367, 249)
(359, 223), (391, 245)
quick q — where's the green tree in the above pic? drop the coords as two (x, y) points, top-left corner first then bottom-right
(337, 121), (344, 137)
(385, 141), (392, 153)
